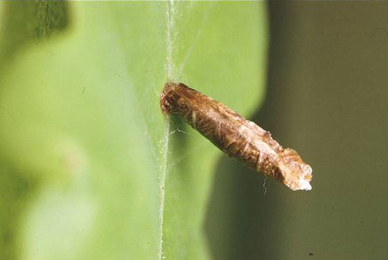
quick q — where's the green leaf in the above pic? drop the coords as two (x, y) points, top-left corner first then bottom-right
(0, 2), (267, 259)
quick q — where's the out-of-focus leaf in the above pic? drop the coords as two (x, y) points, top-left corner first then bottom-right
(161, 2), (267, 259)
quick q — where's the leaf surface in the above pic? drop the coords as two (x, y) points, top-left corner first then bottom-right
(0, 2), (267, 259)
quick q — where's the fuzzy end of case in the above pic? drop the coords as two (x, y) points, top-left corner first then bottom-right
(279, 149), (313, 191)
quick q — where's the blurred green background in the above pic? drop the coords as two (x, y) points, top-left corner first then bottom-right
(206, 2), (388, 260)
(0, 1), (387, 260)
